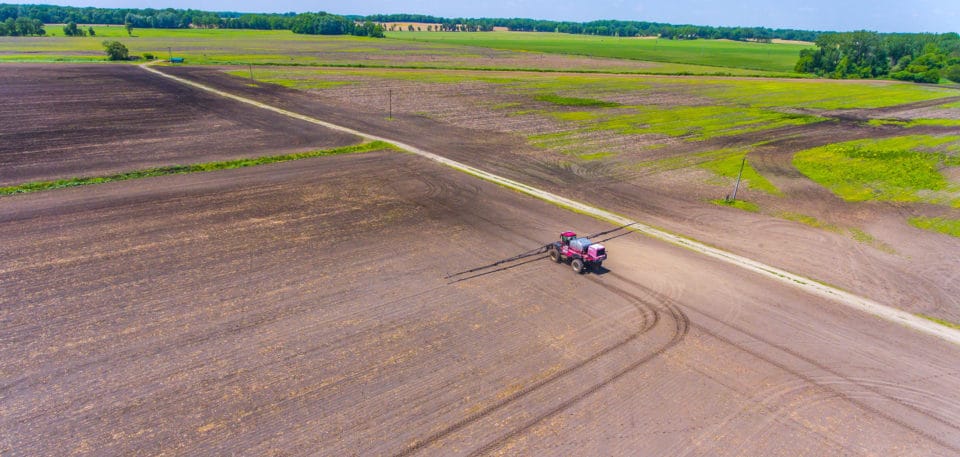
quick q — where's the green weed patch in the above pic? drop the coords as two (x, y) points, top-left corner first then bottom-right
(909, 217), (960, 238)
(710, 198), (759, 212)
(689, 78), (954, 109)
(534, 94), (620, 107)
(549, 105), (820, 141)
(700, 153), (781, 195)
(1, 141), (393, 196)
(778, 212), (840, 231)
(869, 119), (960, 128)
(793, 135), (960, 204)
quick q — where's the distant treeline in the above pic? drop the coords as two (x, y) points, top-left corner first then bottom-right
(796, 31), (960, 82)
(0, 4), (383, 36)
(1, 4), (816, 41)
(358, 13), (819, 42)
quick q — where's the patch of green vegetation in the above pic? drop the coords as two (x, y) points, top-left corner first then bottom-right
(389, 31), (811, 73)
(848, 228), (897, 253)
(909, 217), (960, 238)
(549, 105), (820, 141)
(550, 111), (601, 122)
(848, 228), (874, 243)
(534, 94), (620, 107)
(793, 135), (960, 204)
(527, 131), (580, 150)
(0, 141), (393, 196)
(686, 78), (954, 109)
(526, 132), (614, 160)
(635, 148), (738, 172)
(224, 69), (354, 90)
(867, 119), (909, 127)
(710, 198), (759, 212)
(868, 118), (960, 128)
(779, 212), (841, 231)
(906, 119), (960, 127)
(490, 101), (521, 110)
(699, 153), (781, 195)
(577, 151), (615, 161)
(917, 314), (960, 330)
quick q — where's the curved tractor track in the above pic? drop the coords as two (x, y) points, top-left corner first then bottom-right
(397, 273), (689, 456)
(140, 63), (960, 347)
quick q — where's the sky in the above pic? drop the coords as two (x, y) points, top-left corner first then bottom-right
(47, 0), (959, 33)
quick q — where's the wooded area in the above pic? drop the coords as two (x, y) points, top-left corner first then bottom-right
(795, 31), (960, 82)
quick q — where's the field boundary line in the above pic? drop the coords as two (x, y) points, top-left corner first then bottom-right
(141, 62), (960, 347)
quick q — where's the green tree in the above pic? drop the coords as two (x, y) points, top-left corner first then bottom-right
(946, 64), (960, 83)
(124, 22), (133, 36)
(88, 26), (95, 36)
(102, 40), (129, 60)
(63, 21), (85, 36)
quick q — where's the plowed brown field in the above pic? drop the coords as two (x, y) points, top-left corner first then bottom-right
(0, 64), (358, 187)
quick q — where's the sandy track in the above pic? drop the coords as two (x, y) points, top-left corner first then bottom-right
(3, 152), (960, 455)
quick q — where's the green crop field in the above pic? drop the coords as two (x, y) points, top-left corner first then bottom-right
(0, 26), (797, 75)
(388, 31), (812, 73)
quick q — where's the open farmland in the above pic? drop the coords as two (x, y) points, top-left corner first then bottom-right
(2, 27), (960, 456)
(4, 142), (960, 455)
(387, 31), (812, 73)
(191, 64), (960, 321)
(0, 26), (795, 76)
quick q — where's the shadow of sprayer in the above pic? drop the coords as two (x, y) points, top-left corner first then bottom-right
(445, 223), (635, 283)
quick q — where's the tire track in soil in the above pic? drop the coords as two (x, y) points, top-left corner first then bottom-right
(461, 277), (689, 457)
(599, 270), (960, 455)
(394, 275), (685, 456)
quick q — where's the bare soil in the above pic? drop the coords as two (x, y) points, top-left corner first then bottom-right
(3, 151), (960, 456)
(0, 64), (359, 186)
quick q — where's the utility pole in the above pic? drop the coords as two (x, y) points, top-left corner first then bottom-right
(730, 157), (746, 201)
(248, 64), (255, 84)
(388, 89), (392, 120)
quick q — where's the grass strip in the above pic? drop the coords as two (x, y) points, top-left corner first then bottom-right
(710, 198), (759, 212)
(779, 212), (841, 231)
(1, 141), (393, 196)
(909, 217), (960, 238)
(534, 94), (620, 107)
(917, 314), (960, 330)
